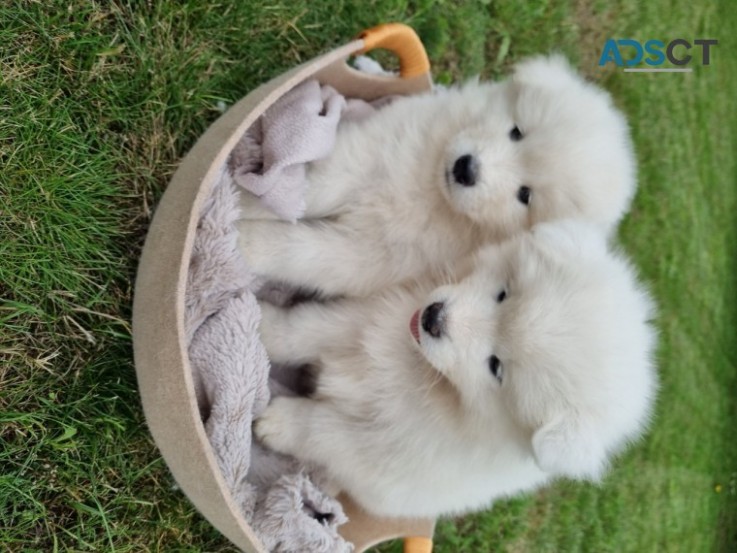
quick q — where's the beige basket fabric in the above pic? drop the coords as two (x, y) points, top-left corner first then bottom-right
(133, 26), (436, 553)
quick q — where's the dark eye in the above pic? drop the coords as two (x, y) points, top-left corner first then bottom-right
(489, 355), (503, 382)
(517, 186), (531, 206)
(496, 289), (507, 303)
(509, 125), (523, 141)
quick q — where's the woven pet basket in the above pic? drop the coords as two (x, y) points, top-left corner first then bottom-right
(132, 23), (436, 553)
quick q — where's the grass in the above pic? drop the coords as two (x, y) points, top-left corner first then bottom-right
(1, 0), (734, 551)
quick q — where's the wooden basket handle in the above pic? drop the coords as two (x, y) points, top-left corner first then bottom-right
(404, 535), (434, 553)
(358, 23), (431, 78)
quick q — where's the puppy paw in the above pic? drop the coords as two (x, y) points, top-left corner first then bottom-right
(236, 219), (276, 274)
(258, 300), (283, 329)
(253, 397), (303, 454)
(257, 302), (290, 360)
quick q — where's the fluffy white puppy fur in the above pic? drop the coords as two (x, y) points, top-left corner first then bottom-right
(254, 221), (657, 518)
(238, 55), (636, 297)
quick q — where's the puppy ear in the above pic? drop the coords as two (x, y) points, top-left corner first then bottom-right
(532, 415), (607, 480)
(531, 220), (608, 261)
(512, 54), (580, 89)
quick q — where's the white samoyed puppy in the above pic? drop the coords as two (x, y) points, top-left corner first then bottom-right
(237, 55), (636, 297)
(254, 220), (657, 519)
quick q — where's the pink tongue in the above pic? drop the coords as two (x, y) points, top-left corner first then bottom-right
(410, 310), (420, 343)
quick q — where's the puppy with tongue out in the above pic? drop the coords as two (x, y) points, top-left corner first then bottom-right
(253, 220), (657, 520)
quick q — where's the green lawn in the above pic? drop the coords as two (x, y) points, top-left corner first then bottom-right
(2, 1), (735, 551)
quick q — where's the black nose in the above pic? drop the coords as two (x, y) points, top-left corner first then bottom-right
(422, 302), (446, 338)
(451, 154), (478, 187)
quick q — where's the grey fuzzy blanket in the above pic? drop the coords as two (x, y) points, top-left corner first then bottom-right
(185, 80), (386, 552)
